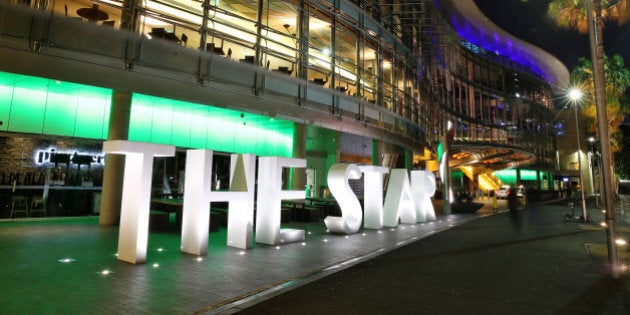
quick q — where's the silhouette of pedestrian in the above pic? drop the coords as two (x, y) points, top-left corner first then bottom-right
(508, 188), (520, 229)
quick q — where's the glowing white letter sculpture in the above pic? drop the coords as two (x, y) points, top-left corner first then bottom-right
(358, 166), (389, 229)
(226, 154), (256, 249)
(383, 169), (416, 227)
(103, 140), (175, 264)
(256, 157), (306, 245)
(180, 150), (214, 255)
(181, 151), (255, 255)
(411, 170), (437, 222)
(324, 164), (363, 234)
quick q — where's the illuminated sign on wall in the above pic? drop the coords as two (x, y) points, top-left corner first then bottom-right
(34, 147), (105, 166)
(105, 140), (437, 264)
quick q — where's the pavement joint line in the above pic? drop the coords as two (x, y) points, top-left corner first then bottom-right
(584, 243), (595, 255)
(200, 214), (482, 314)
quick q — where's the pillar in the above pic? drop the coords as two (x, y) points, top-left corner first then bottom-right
(99, 91), (131, 226)
(372, 140), (399, 167)
(371, 139), (380, 166)
(290, 123), (306, 191)
(404, 148), (413, 171)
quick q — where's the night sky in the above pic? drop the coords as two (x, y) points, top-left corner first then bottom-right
(473, 0), (630, 72)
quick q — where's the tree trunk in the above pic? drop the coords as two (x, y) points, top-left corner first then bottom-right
(587, 0), (619, 277)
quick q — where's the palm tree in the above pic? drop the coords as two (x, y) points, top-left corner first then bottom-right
(570, 54), (630, 151)
(548, 0), (630, 34)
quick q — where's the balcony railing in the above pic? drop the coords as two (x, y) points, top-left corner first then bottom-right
(0, 3), (426, 149)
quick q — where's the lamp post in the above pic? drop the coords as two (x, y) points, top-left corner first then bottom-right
(569, 89), (588, 221)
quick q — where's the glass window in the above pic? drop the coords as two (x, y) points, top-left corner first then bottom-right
(308, 13), (332, 84)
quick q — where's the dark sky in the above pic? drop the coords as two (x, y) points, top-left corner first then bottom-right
(473, 0), (630, 72)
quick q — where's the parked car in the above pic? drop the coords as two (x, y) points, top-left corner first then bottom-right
(495, 186), (510, 199)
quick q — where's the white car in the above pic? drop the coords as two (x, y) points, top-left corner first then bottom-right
(495, 186), (510, 199)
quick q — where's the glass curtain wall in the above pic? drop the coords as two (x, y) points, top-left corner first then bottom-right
(429, 31), (556, 165)
(41, 0), (422, 132)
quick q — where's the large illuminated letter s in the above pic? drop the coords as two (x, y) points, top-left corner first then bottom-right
(324, 163), (362, 234)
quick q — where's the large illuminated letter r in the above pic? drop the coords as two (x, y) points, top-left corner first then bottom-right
(411, 170), (437, 222)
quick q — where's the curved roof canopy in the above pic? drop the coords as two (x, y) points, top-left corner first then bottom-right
(436, 0), (570, 92)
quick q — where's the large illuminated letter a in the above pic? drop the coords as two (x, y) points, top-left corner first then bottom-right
(383, 169), (416, 227)
(324, 163), (362, 234)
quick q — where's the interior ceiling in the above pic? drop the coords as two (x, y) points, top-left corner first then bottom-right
(449, 144), (536, 171)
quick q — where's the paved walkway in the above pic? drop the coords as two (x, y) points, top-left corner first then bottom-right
(1, 197), (628, 314)
(0, 200), (487, 314)
(231, 197), (630, 314)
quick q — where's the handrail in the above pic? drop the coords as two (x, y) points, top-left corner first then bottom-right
(0, 3), (426, 149)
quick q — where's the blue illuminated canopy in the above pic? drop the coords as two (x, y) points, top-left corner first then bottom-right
(437, 0), (570, 92)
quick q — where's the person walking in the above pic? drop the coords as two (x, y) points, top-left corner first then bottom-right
(508, 187), (520, 229)
(492, 190), (498, 213)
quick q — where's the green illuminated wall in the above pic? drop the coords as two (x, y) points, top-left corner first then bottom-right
(128, 94), (294, 156)
(0, 71), (294, 156)
(494, 169), (541, 185)
(0, 72), (110, 138)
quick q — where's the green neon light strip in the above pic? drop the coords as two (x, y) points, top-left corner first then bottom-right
(0, 72), (110, 138)
(0, 71), (294, 157)
(494, 169), (541, 184)
(128, 93), (294, 156)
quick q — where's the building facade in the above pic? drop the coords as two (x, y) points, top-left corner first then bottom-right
(0, 0), (568, 220)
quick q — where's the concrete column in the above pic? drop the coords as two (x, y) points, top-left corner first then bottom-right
(371, 139), (379, 166)
(373, 140), (399, 167)
(290, 123), (306, 191)
(404, 148), (413, 171)
(99, 91), (131, 226)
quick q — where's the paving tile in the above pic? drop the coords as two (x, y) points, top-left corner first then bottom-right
(1, 205), (492, 313)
